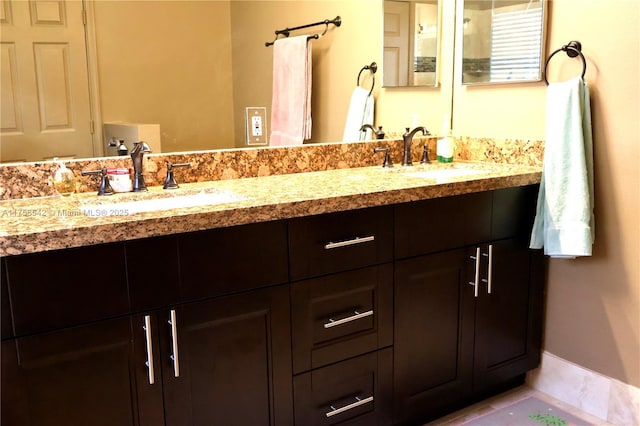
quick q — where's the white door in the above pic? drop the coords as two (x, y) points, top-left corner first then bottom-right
(1, 0), (94, 162)
(383, 0), (410, 86)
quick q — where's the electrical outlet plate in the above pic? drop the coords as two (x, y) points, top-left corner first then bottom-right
(245, 107), (268, 146)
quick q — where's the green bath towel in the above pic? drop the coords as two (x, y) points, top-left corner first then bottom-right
(530, 77), (594, 258)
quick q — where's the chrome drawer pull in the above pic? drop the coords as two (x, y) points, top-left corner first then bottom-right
(324, 309), (374, 329)
(324, 235), (375, 250)
(168, 310), (180, 377)
(325, 395), (374, 418)
(469, 247), (480, 298)
(143, 315), (155, 385)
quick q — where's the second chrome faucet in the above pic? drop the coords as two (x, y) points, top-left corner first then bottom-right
(402, 127), (430, 166)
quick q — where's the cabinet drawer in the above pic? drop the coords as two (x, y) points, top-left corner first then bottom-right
(4, 242), (129, 336)
(289, 206), (393, 281)
(178, 220), (288, 301)
(294, 348), (392, 426)
(291, 265), (393, 374)
(395, 192), (492, 259)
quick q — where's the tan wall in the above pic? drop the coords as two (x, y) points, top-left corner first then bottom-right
(452, 0), (640, 387)
(93, 1), (235, 152)
(230, 0), (455, 146)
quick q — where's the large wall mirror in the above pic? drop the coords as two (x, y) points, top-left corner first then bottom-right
(1, 0), (385, 162)
(460, 0), (546, 85)
(382, 0), (439, 87)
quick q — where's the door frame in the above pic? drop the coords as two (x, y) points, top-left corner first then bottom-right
(83, 0), (104, 157)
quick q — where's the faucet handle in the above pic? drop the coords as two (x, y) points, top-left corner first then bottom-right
(163, 162), (191, 189)
(373, 148), (394, 168)
(420, 145), (430, 164)
(81, 168), (114, 196)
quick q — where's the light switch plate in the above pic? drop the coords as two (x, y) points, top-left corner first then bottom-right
(245, 107), (268, 145)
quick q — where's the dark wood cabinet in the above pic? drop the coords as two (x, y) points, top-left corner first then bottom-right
(1, 186), (543, 425)
(393, 186), (543, 425)
(1, 221), (293, 426)
(1, 316), (163, 426)
(471, 239), (544, 394)
(160, 284), (293, 426)
(393, 249), (475, 424)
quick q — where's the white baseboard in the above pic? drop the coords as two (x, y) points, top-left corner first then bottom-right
(526, 351), (640, 425)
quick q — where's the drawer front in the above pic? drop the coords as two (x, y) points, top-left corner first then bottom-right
(395, 191), (492, 259)
(291, 265), (393, 374)
(289, 206), (393, 281)
(5, 242), (129, 336)
(293, 348), (392, 426)
(178, 220), (289, 301)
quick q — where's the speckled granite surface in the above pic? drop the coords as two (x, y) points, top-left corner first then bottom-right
(0, 160), (541, 256)
(0, 138), (435, 200)
(0, 138), (542, 256)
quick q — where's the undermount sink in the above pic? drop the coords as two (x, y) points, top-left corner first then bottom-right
(402, 167), (492, 180)
(81, 188), (246, 216)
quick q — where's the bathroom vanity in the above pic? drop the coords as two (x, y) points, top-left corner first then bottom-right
(0, 161), (544, 425)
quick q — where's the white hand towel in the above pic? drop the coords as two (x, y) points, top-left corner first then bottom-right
(270, 36), (312, 146)
(342, 87), (374, 142)
(530, 77), (595, 258)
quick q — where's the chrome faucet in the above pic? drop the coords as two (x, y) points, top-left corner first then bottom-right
(402, 126), (430, 166)
(131, 141), (151, 192)
(360, 124), (386, 140)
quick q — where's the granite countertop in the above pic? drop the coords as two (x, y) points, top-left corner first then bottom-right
(0, 161), (541, 256)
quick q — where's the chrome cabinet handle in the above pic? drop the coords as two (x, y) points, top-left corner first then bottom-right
(324, 235), (375, 250)
(324, 310), (374, 329)
(469, 247), (480, 298)
(325, 395), (374, 418)
(143, 315), (155, 385)
(168, 310), (180, 377)
(481, 244), (493, 294)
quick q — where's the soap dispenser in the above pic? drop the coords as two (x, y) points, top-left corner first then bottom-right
(436, 116), (454, 163)
(52, 158), (76, 196)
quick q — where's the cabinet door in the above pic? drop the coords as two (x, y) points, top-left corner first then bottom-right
(473, 239), (544, 393)
(162, 285), (293, 426)
(393, 249), (475, 425)
(1, 317), (164, 426)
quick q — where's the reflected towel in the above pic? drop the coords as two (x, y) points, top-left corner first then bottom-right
(530, 77), (595, 258)
(342, 87), (374, 141)
(270, 36), (312, 146)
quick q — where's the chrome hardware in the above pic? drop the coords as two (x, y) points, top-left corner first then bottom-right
(324, 309), (374, 329)
(168, 310), (180, 377)
(324, 235), (375, 250)
(469, 247), (480, 298)
(485, 245), (493, 294)
(325, 395), (374, 418)
(143, 315), (155, 385)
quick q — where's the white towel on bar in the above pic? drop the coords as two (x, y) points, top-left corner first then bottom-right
(270, 36), (312, 146)
(342, 87), (374, 141)
(530, 77), (595, 258)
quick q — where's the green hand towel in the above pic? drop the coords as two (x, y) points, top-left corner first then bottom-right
(530, 77), (594, 258)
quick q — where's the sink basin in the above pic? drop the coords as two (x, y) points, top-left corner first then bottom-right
(402, 167), (491, 181)
(81, 189), (246, 216)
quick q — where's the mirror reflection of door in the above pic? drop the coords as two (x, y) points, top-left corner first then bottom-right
(1, 0), (94, 163)
(383, 0), (410, 86)
(384, 0), (439, 87)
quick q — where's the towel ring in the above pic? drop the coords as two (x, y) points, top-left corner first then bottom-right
(357, 62), (377, 96)
(543, 40), (586, 85)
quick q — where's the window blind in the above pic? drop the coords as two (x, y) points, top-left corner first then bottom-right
(490, 6), (543, 81)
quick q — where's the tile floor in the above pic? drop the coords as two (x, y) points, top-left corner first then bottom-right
(425, 385), (616, 425)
